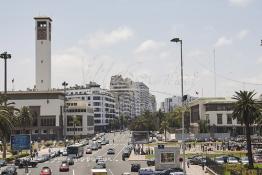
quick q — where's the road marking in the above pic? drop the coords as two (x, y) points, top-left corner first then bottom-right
(73, 169), (75, 175)
(113, 144), (126, 161)
(108, 169), (114, 175)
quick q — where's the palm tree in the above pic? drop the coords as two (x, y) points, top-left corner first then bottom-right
(160, 120), (169, 142)
(0, 94), (18, 159)
(72, 116), (81, 144)
(17, 106), (32, 134)
(232, 90), (262, 168)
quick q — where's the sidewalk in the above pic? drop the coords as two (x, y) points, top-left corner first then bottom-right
(128, 150), (146, 161)
(186, 165), (207, 175)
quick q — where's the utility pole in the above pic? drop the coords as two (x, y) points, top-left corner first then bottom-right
(0, 52), (11, 105)
(62, 81), (68, 140)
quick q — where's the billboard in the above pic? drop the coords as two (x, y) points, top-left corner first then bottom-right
(131, 131), (149, 144)
(155, 146), (181, 171)
(11, 135), (31, 151)
(160, 153), (175, 163)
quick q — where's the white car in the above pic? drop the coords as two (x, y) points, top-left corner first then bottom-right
(62, 150), (68, 156)
(240, 157), (249, 164)
(170, 172), (184, 175)
(227, 157), (239, 164)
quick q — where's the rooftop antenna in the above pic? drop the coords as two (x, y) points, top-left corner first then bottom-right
(213, 48), (217, 97)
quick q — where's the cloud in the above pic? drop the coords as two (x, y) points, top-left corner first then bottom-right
(257, 56), (262, 64)
(236, 29), (249, 40)
(134, 40), (165, 54)
(79, 26), (134, 49)
(228, 0), (254, 7)
(214, 36), (232, 47)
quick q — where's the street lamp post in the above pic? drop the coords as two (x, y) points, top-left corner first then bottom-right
(0, 52), (11, 105)
(62, 81), (68, 140)
(171, 38), (185, 174)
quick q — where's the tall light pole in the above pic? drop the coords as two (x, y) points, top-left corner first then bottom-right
(0, 52), (11, 105)
(170, 38), (185, 174)
(62, 81), (68, 140)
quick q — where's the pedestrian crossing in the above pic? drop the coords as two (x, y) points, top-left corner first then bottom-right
(43, 157), (122, 164)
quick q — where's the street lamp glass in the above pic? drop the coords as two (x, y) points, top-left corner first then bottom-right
(170, 38), (181, 42)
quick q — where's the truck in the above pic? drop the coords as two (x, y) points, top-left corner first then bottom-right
(91, 169), (107, 175)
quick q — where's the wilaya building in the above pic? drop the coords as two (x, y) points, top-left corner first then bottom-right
(7, 91), (65, 140)
(188, 97), (262, 136)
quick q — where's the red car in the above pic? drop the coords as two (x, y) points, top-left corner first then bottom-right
(59, 162), (69, 172)
(40, 167), (52, 175)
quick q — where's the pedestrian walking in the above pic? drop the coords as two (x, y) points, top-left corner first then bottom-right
(187, 160), (190, 168)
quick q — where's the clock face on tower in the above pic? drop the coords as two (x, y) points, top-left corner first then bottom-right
(37, 21), (47, 40)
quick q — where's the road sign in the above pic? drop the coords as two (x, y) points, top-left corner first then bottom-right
(11, 135), (31, 151)
(131, 131), (149, 144)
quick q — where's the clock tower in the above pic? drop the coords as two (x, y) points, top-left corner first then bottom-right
(34, 16), (52, 91)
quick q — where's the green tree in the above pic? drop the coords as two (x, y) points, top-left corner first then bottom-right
(160, 120), (169, 142)
(17, 106), (32, 134)
(232, 90), (262, 168)
(72, 116), (81, 144)
(0, 94), (17, 159)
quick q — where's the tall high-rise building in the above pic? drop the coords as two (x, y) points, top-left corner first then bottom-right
(110, 75), (156, 118)
(34, 17), (52, 91)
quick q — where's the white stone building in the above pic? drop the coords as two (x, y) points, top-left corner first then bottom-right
(110, 75), (156, 118)
(65, 82), (115, 132)
(7, 91), (65, 140)
(65, 99), (94, 137)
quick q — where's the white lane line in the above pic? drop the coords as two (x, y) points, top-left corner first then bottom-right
(108, 169), (114, 175)
(73, 169), (75, 175)
(113, 144), (126, 161)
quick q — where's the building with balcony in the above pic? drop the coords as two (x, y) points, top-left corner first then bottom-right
(65, 99), (94, 137)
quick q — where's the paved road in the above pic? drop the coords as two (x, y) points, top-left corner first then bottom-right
(16, 131), (147, 175)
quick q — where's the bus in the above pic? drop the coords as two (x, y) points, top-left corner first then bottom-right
(67, 144), (84, 158)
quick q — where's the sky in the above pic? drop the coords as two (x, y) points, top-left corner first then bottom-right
(0, 0), (262, 107)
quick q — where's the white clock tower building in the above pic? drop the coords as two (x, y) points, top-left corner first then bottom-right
(34, 17), (52, 91)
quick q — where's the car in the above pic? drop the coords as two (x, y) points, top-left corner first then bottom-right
(15, 158), (38, 168)
(35, 156), (47, 163)
(92, 138), (96, 141)
(160, 168), (183, 175)
(101, 141), (107, 145)
(97, 141), (102, 149)
(107, 148), (115, 155)
(146, 159), (155, 166)
(122, 173), (131, 175)
(40, 167), (52, 175)
(138, 168), (154, 175)
(240, 157), (249, 164)
(97, 160), (106, 168)
(86, 148), (92, 154)
(169, 172), (185, 175)
(131, 163), (140, 172)
(96, 156), (104, 163)
(215, 156), (227, 164)
(1, 166), (17, 175)
(0, 160), (7, 167)
(59, 162), (69, 172)
(66, 157), (74, 165)
(62, 150), (68, 156)
(91, 143), (98, 150)
(227, 156), (239, 164)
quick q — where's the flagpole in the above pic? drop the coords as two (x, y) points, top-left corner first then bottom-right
(12, 78), (14, 91)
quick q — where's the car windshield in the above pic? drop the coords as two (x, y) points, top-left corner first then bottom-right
(62, 163), (67, 166)
(42, 168), (50, 172)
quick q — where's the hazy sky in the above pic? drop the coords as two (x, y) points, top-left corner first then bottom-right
(0, 0), (262, 107)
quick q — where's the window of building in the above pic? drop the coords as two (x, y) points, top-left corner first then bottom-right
(34, 130), (38, 134)
(94, 108), (100, 112)
(93, 102), (101, 106)
(82, 97), (85, 100)
(87, 115), (94, 126)
(205, 114), (210, 124)
(227, 114), (232, 124)
(94, 114), (101, 118)
(41, 80), (43, 83)
(217, 114), (223, 124)
(40, 116), (56, 126)
(93, 96), (101, 100)
(87, 96), (90, 100)
(237, 118), (241, 124)
(94, 120), (100, 124)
